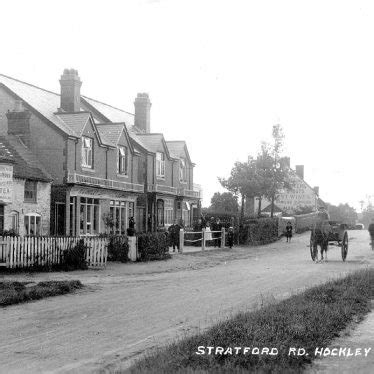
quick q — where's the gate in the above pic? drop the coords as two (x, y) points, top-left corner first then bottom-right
(179, 228), (226, 252)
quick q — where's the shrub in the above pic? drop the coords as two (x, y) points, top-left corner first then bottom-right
(239, 217), (278, 245)
(137, 232), (171, 261)
(106, 235), (129, 262)
(61, 239), (88, 270)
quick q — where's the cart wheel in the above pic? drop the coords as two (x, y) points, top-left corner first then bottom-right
(341, 232), (348, 261)
(310, 233), (317, 261)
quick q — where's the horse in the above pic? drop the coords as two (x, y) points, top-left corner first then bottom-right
(311, 220), (331, 263)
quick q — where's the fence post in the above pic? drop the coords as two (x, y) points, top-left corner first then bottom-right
(179, 228), (184, 253)
(221, 227), (226, 248)
(202, 228), (206, 251)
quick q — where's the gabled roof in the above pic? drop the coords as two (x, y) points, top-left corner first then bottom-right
(96, 123), (134, 153)
(166, 140), (193, 165)
(136, 133), (175, 159)
(55, 112), (91, 137)
(0, 135), (52, 182)
(262, 203), (283, 213)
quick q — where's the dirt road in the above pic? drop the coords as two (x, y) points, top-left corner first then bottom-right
(1, 231), (373, 373)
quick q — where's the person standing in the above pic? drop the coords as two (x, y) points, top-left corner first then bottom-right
(227, 226), (234, 248)
(368, 218), (374, 249)
(213, 218), (222, 248)
(205, 222), (212, 246)
(285, 221), (293, 243)
(127, 217), (136, 236)
(168, 219), (181, 252)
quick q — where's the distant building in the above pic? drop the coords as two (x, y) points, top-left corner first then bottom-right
(248, 163), (321, 216)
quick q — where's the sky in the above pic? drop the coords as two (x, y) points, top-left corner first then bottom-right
(0, 0), (373, 210)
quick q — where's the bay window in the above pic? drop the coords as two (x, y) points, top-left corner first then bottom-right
(24, 213), (41, 236)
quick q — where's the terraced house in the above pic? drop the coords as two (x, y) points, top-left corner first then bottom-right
(0, 69), (201, 235)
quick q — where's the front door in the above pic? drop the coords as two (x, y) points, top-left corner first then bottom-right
(55, 203), (66, 236)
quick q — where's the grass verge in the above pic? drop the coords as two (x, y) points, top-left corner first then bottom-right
(127, 269), (374, 373)
(0, 280), (83, 307)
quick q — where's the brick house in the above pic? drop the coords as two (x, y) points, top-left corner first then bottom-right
(0, 70), (201, 234)
(0, 132), (52, 236)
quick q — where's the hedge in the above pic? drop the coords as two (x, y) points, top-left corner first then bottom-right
(137, 232), (171, 261)
(239, 217), (278, 245)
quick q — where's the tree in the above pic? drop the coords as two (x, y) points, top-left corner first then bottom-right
(326, 203), (357, 225)
(209, 192), (239, 213)
(257, 125), (293, 217)
(219, 158), (262, 225)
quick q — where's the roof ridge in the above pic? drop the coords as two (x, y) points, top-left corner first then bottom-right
(0, 73), (60, 97)
(82, 95), (134, 116)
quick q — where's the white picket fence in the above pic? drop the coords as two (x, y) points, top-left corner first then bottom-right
(0, 236), (108, 269)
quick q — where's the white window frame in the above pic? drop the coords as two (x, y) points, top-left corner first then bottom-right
(156, 152), (165, 178)
(24, 213), (42, 236)
(179, 158), (187, 182)
(118, 146), (128, 175)
(81, 137), (93, 168)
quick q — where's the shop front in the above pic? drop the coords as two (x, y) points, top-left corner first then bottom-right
(53, 185), (138, 236)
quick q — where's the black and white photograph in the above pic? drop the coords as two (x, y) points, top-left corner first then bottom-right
(1, 0), (374, 373)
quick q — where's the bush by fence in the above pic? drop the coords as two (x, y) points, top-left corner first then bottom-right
(99, 234), (129, 262)
(137, 232), (171, 261)
(239, 217), (278, 245)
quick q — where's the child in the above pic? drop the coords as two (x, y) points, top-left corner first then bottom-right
(285, 221), (293, 243)
(227, 227), (234, 248)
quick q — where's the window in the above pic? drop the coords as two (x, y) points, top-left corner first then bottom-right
(24, 180), (37, 202)
(24, 213), (41, 236)
(157, 199), (164, 227)
(10, 211), (19, 233)
(156, 152), (165, 178)
(109, 200), (128, 235)
(179, 158), (187, 182)
(0, 205), (4, 233)
(79, 197), (100, 235)
(118, 146), (128, 175)
(164, 199), (174, 225)
(81, 137), (93, 168)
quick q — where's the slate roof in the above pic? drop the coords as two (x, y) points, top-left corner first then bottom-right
(0, 135), (53, 182)
(55, 112), (91, 137)
(135, 134), (174, 158)
(0, 73), (192, 158)
(96, 123), (125, 147)
(166, 140), (193, 164)
(261, 203), (283, 213)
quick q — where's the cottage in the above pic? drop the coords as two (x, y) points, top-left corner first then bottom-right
(0, 130), (52, 236)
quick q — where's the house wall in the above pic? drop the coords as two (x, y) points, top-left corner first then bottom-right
(4, 178), (51, 236)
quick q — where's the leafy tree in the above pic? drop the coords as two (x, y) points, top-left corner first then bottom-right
(256, 125), (293, 217)
(326, 203), (357, 225)
(219, 158), (262, 225)
(209, 192), (239, 213)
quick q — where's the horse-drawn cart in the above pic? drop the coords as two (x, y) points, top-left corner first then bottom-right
(310, 221), (349, 262)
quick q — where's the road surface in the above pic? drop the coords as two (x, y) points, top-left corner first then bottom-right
(0, 230), (373, 373)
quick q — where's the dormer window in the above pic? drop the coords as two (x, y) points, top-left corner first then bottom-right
(118, 146), (128, 175)
(156, 152), (165, 177)
(179, 158), (187, 182)
(82, 137), (93, 168)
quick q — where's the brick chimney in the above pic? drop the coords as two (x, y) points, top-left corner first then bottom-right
(313, 186), (319, 196)
(295, 165), (304, 180)
(6, 100), (32, 146)
(134, 93), (151, 133)
(59, 69), (82, 112)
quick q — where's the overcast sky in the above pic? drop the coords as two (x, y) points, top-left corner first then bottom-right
(1, 0), (373, 210)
